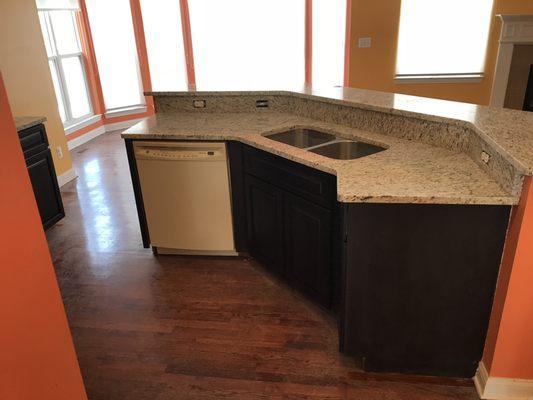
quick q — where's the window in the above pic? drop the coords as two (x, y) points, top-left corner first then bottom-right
(85, 0), (144, 111)
(188, 0), (305, 90)
(38, 3), (93, 127)
(139, 0), (188, 91)
(312, 0), (347, 88)
(396, 0), (494, 80)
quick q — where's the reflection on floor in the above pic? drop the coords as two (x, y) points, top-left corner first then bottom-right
(46, 131), (479, 399)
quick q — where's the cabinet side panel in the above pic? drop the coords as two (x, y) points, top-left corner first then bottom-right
(227, 141), (248, 252)
(342, 203), (511, 377)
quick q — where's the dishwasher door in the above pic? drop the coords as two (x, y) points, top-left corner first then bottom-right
(133, 141), (236, 255)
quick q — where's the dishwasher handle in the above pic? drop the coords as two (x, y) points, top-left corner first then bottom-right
(134, 144), (226, 161)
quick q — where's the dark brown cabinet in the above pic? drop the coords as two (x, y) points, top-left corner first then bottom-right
(340, 203), (511, 377)
(244, 174), (285, 275)
(284, 192), (332, 307)
(241, 144), (338, 309)
(19, 123), (64, 230)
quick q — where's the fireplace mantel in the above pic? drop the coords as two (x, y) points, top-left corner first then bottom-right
(490, 14), (533, 107)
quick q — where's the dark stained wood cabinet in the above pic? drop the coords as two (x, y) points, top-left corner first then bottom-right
(284, 192), (333, 307)
(244, 174), (285, 275)
(18, 123), (64, 229)
(340, 203), (511, 377)
(241, 144), (338, 309)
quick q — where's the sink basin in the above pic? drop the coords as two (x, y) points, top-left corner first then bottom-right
(310, 140), (386, 160)
(265, 128), (336, 149)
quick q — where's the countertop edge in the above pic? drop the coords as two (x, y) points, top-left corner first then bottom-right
(121, 131), (519, 207)
(14, 116), (47, 132)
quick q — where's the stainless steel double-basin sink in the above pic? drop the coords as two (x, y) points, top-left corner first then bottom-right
(264, 128), (386, 160)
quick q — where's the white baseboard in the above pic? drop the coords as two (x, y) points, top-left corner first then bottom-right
(65, 117), (145, 154)
(475, 361), (533, 399)
(67, 125), (106, 150)
(105, 117), (145, 133)
(57, 167), (77, 187)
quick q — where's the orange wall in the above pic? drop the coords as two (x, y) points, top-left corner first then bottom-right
(0, 74), (87, 399)
(483, 177), (533, 379)
(348, 0), (533, 105)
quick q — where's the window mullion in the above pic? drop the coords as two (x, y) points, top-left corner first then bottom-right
(46, 12), (73, 122)
(343, 0), (351, 86)
(56, 56), (74, 123)
(45, 12), (60, 60)
(70, 11), (83, 54)
(305, 0), (312, 86)
(77, 54), (94, 117)
(48, 55), (71, 122)
(178, 0), (196, 87)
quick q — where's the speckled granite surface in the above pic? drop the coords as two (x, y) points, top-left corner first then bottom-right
(14, 116), (46, 131)
(123, 112), (516, 205)
(149, 88), (533, 175)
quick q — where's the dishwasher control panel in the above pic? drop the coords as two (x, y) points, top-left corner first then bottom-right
(133, 142), (226, 161)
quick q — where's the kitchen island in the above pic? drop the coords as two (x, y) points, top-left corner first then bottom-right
(122, 87), (533, 378)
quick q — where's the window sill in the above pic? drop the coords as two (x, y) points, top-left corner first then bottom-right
(394, 74), (483, 84)
(64, 114), (102, 136)
(104, 105), (147, 119)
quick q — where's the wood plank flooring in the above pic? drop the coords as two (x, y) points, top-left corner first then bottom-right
(45, 131), (480, 399)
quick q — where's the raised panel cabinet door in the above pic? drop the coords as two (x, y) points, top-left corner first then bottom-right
(26, 149), (65, 229)
(284, 192), (332, 308)
(244, 174), (285, 275)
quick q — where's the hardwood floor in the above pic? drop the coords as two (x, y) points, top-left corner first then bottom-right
(46, 131), (480, 400)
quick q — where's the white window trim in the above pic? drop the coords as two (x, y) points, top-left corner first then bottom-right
(39, 9), (94, 127)
(104, 105), (147, 119)
(64, 114), (102, 135)
(394, 73), (484, 84)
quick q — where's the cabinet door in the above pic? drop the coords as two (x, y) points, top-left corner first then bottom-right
(284, 192), (332, 308)
(244, 174), (284, 275)
(26, 149), (65, 229)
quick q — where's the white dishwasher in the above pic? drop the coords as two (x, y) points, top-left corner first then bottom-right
(133, 141), (236, 255)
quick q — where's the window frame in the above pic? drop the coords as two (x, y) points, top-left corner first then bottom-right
(39, 8), (94, 128)
(84, 0), (146, 113)
(138, 0), (350, 91)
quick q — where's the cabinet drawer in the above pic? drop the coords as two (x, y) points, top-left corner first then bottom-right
(19, 124), (48, 158)
(243, 145), (336, 208)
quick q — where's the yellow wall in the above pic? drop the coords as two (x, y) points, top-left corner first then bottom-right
(348, 0), (533, 105)
(0, 0), (73, 176)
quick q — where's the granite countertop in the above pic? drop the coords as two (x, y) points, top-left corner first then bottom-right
(122, 112), (516, 205)
(149, 87), (533, 176)
(14, 116), (46, 131)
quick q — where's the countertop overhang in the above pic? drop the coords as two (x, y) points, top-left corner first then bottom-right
(122, 87), (533, 206)
(123, 111), (517, 206)
(14, 116), (46, 131)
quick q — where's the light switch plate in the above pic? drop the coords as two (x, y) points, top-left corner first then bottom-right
(358, 37), (372, 48)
